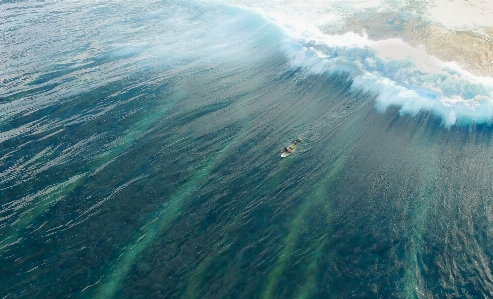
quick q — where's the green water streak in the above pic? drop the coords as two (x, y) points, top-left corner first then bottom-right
(294, 240), (324, 299)
(0, 173), (85, 253)
(263, 102), (373, 299)
(260, 157), (339, 299)
(95, 125), (250, 299)
(263, 159), (343, 299)
(0, 89), (184, 257)
(403, 161), (435, 298)
(292, 157), (346, 299)
(182, 237), (230, 299)
(181, 154), (297, 299)
(261, 201), (310, 299)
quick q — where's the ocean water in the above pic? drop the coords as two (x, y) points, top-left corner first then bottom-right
(2, 0), (493, 298)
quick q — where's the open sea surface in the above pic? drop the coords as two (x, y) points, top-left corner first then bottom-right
(2, 0), (493, 298)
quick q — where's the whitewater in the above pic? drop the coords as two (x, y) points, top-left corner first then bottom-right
(2, 0), (493, 298)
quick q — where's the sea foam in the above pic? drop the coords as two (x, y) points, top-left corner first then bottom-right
(274, 17), (493, 126)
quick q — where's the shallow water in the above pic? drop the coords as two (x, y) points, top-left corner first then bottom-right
(2, 0), (493, 298)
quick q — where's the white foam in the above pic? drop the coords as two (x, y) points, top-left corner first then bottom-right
(218, 0), (386, 29)
(428, 0), (493, 29)
(277, 25), (493, 126)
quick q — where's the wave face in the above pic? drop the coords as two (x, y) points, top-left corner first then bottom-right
(2, 0), (493, 299)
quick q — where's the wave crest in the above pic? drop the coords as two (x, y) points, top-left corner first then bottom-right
(279, 27), (493, 126)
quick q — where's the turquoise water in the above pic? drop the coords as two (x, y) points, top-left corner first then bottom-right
(2, 1), (493, 298)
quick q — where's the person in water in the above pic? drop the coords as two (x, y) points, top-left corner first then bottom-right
(283, 138), (302, 153)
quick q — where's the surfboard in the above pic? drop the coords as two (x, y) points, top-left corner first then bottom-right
(281, 151), (291, 158)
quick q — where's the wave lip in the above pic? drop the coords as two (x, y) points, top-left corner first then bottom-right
(278, 27), (493, 126)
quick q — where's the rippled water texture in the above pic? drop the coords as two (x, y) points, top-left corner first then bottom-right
(2, 1), (493, 298)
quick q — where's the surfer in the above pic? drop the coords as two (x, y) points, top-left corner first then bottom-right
(282, 138), (302, 154)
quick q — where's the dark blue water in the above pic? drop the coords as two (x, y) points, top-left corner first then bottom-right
(2, 1), (493, 298)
